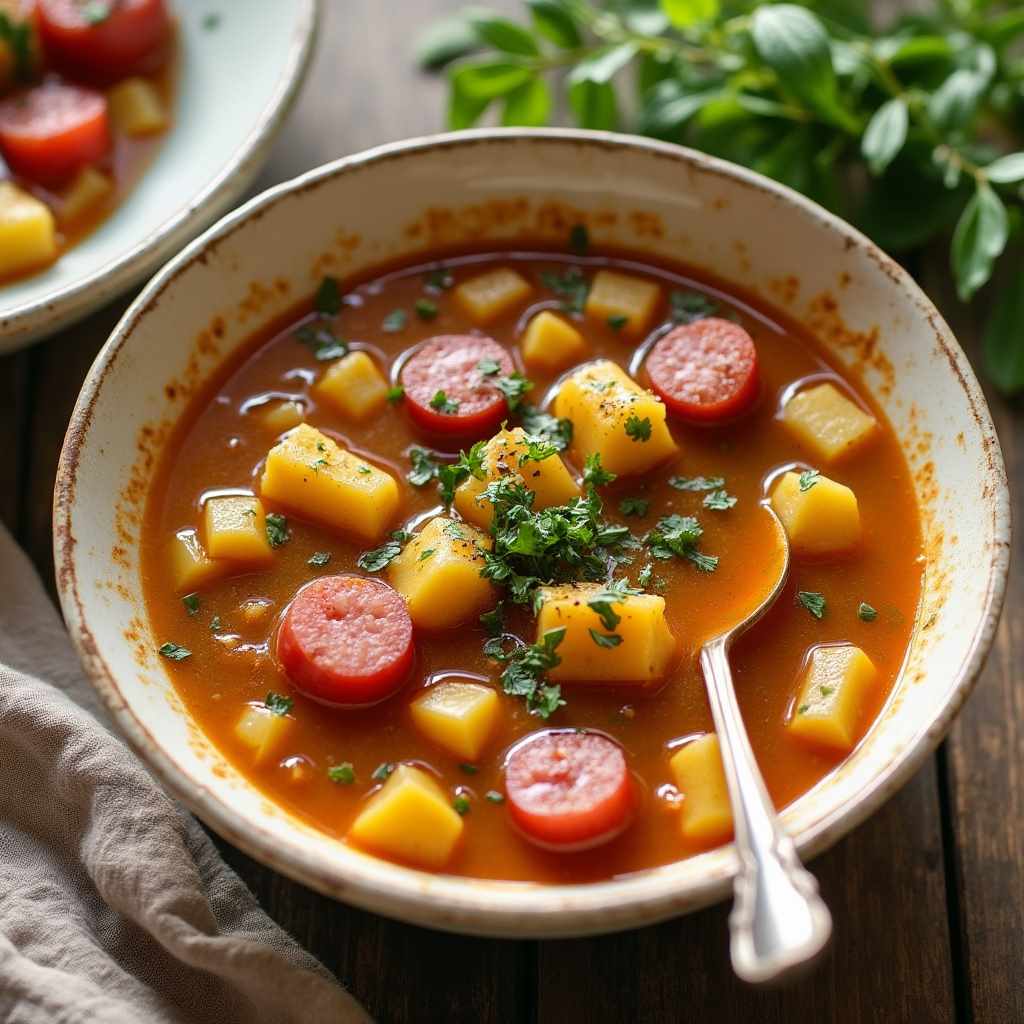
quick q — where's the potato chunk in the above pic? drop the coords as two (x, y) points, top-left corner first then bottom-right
(584, 269), (661, 336)
(670, 734), (733, 844)
(347, 764), (464, 869)
(107, 76), (167, 136)
(781, 382), (877, 463)
(387, 516), (497, 629)
(788, 644), (878, 753)
(537, 583), (677, 683)
(234, 703), (293, 764)
(410, 682), (500, 760)
(553, 360), (677, 476)
(520, 310), (587, 373)
(203, 495), (273, 564)
(0, 182), (57, 278)
(260, 399), (304, 434)
(314, 350), (389, 421)
(259, 423), (399, 542)
(58, 166), (113, 226)
(453, 267), (531, 323)
(169, 528), (223, 593)
(454, 426), (579, 530)
(770, 470), (861, 556)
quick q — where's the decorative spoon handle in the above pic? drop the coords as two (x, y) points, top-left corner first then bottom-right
(700, 636), (832, 984)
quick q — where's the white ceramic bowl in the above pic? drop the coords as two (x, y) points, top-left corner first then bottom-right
(54, 130), (1010, 938)
(0, 0), (319, 353)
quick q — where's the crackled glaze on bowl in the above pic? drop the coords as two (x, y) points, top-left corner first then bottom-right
(54, 131), (1010, 938)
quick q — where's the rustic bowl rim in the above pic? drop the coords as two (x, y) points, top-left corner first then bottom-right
(53, 128), (1011, 937)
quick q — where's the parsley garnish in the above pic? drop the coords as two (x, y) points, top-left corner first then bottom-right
(619, 497), (649, 518)
(569, 223), (589, 255)
(264, 692), (293, 716)
(485, 790), (505, 804)
(328, 762), (355, 784)
(646, 514), (718, 572)
(589, 629), (623, 648)
(519, 436), (558, 465)
(444, 521), (466, 539)
(295, 323), (347, 361)
(703, 489), (737, 510)
(477, 358), (501, 376)
(485, 628), (566, 717)
(182, 593), (200, 615)
(436, 440), (488, 504)
(418, 548), (436, 561)
(479, 603), (504, 637)
(668, 475), (725, 492)
(357, 530), (409, 571)
(583, 452), (616, 489)
(588, 578), (642, 631)
(799, 469), (821, 492)
(797, 591), (827, 619)
(540, 266), (589, 314)
(415, 298), (438, 320)
(209, 616), (222, 633)
(670, 290), (718, 323)
(407, 446), (439, 486)
(0, 13), (33, 82)
(607, 314), (629, 331)
(382, 309), (407, 332)
(625, 415), (652, 443)
(424, 267), (453, 292)
(158, 642), (191, 661)
(308, 551), (331, 567)
(314, 277), (342, 315)
(429, 390), (459, 414)
(518, 406), (572, 451)
(858, 602), (878, 622)
(371, 762), (395, 782)
(495, 371), (533, 411)
(459, 763), (479, 775)
(453, 795), (471, 815)
(386, 385), (405, 404)
(637, 563), (654, 588)
(265, 513), (290, 548)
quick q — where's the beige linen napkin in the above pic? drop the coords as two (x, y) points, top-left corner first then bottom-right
(0, 524), (371, 1024)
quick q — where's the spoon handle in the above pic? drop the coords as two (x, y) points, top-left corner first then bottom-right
(700, 636), (832, 984)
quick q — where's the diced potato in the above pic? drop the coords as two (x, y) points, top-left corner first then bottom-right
(259, 423), (399, 542)
(788, 644), (878, 753)
(0, 182), (57, 279)
(260, 399), (305, 434)
(454, 426), (579, 531)
(781, 382), (877, 463)
(203, 494), (273, 564)
(314, 350), (389, 421)
(537, 583), (677, 683)
(453, 267), (532, 323)
(553, 360), (677, 476)
(57, 166), (113, 226)
(770, 470), (861, 556)
(169, 528), (223, 593)
(347, 764), (464, 869)
(107, 76), (167, 136)
(234, 703), (293, 763)
(410, 682), (500, 760)
(520, 310), (587, 373)
(670, 734), (733, 845)
(388, 516), (497, 629)
(584, 269), (661, 336)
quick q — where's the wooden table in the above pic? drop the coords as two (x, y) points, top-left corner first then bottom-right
(2, 3), (1020, 1020)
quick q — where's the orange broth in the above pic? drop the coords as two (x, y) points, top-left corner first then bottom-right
(141, 248), (922, 883)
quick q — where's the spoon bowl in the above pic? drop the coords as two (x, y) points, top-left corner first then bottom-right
(698, 503), (833, 983)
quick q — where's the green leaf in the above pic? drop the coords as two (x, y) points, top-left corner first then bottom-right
(951, 183), (1008, 301)
(450, 60), (534, 101)
(796, 590), (826, 619)
(158, 642), (191, 662)
(928, 69), (988, 133)
(660, 0), (718, 29)
(983, 268), (1024, 395)
(875, 34), (952, 68)
(465, 11), (539, 56)
(567, 44), (636, 131)
(527, 0), (582, 48)
(265, 513), (290, 548)
(639, 80), (719, 138)
(448, 83), (490, 130)
(415, 14), (479, 69)
(264, 692), (293, 716)
(502, 75), (552, 126)
(985, 153), (1024, 185)
(861, 97), (908, 176)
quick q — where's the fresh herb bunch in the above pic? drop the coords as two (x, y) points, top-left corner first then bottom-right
(418, 0), (1024, 393)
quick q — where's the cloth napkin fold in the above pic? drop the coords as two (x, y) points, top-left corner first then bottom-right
(0, 523), (371, 1024)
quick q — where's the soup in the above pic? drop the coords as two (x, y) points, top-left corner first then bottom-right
(141, 239), (922, 883)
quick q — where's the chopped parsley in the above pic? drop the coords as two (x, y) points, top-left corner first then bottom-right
(358, 465), (372, 475)
(407, 446), (440, 486)
(328, 762), (355, 784)
(264, 692), (293, 716)
(418, 548), (436, 561)
(625, 415), (652, 443)
(414, 298), (438, 320)
(424, 267), (454, 292)
(182, 593), (200, 616)
(796, 591), (827, 619)
(798, 469), (821, 492)
(386, 385), (405, 404)
(797, 703), (810, 715)
(858, 602), (878, 622)
(668, 474), (725, 492)
(453, 795), (471, 815)
(518, 406), (572, 451)
(295, 323), (347, 361)
(582, 452), (616, 489)
(485, 628), (566, 718)
(540, 266), (589, 314)
(519, 436), (558, 465)
(819, 685), (835, 697)
(0, 12), (33, 82)
(436, 440), (488, 504)
(210, 616), (222, 633)
(308, 551), (332, 567)
(429, 390), (459, 414)
(158, 642), (191, 661)
(309, 458), (328, 473)
(444, 521), (466, 540)
(670, 290), (718, 323)
(479, 603), (504, 637)
(703, 489), (737, 510)
(588, 578), (641, 631)
(646, 514), (718, 572)
(589, 629), (623, 648)
(618, 497), (649, 518)
(569, 223), (589, 255)
(265, 513), (290, 548)
(371, 762), (396, 782)
(495, 371), (533, 411)
(637, 562), (654, 588)
(485, 790), (505, 804)
(607, 314), (629, 332)
(459, 763), (479, 775)
(477, 358), (501, 376)
(382, 309), (407, 332)
(313, 276), (342, 316)
(356, 530), (409, 571)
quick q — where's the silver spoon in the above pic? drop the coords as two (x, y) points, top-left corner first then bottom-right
(698, 503), (832, 984)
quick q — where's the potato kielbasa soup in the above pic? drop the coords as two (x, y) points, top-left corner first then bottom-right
(142, 239), (922, 882)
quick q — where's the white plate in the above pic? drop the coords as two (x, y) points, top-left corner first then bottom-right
(0, 0), (319, 353)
